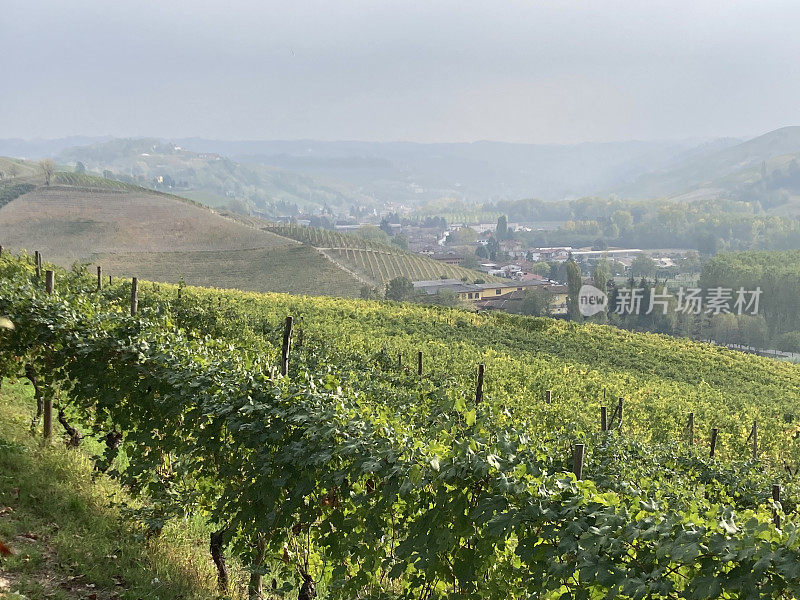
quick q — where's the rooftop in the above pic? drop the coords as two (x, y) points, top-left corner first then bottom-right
(412, 278), (465, 288)
(570, 248), (642, 256)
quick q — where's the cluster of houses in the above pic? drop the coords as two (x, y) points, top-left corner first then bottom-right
(412, 279), (569, 315)
(410, 244), (685, 316)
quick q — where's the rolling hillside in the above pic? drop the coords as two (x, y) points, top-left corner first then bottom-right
(174, 137), (739, 202)
(0, 171), (364, 297)
(0, 179), (291, 261)
(616, 126), (800, 210)
(55, 138), (373, 216)
(0, 170), (493, 297)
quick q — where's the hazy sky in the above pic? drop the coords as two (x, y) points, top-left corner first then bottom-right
(2, 0), (800, 143)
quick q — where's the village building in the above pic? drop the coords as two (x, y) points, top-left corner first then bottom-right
(535, 247), (573, 261)
(475, 284), (569, 315)
(412, 279), (534, 301)
(429, 253), (464, 266)
(570, 248), (642, 262)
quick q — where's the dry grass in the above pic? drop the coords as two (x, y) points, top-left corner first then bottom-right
(0, 185), (295, 266)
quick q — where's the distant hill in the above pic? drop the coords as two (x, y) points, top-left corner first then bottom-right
(54, 138), (373, 217)
(0, 136), (112, 159)
(615, 127), (800, 211)
(17, 132), (800, 209)
(0, 156), (40, 182)
(0, 170), (365, 297)
(2, 135), (747, 205)
(175, 137), (739, 203)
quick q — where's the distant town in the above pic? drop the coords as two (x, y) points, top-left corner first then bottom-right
(278, 214), (701, 317)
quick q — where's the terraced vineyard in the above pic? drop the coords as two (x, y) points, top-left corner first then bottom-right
(54, 171), (148, 191)
(263, 223), (500, 286)
(4, 253), (800, 598)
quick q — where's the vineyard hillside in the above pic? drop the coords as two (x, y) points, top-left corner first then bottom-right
(4, 256), (800, 597)
(262, 223), (502, 287)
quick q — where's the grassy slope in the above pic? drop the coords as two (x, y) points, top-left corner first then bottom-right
(0, 184), (292, 261)
(98, 245), (363, 297)
(0, 380), (222, 600)
(177, 189), (234, 210)
(0, 173), (364, 297)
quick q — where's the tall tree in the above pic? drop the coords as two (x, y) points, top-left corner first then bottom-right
(566, 259), (583, 322)
(38, 159), (55, 186)
(486, 238), (500, 260)
(496, 215), (508, 240)
(591, 259), (610, 323)
(385, 276), (414, 301)
(593, 259), (609, 293)
(520, 287), (553, 317)
(630, 254), (657, 278)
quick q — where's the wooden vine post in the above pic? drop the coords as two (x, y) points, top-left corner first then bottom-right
(34, 251), (41, 279)
(773, 484), (782, 528)
(281, 316), (293, 376)
(43, 270), (54, 440)
(210, 527), (230, 592)
(545, 390), (552, 404)
(248, 533), (268, 600)
(688, 412), (694, 446)
(573, 443), (585, 480)
(397, 353), (402, 368)
(475, 363), (485, 406)
(710, 427), (719, 458)
(96, 266), (102, 291)
(600, 406), (607, 432)
(610, 397), (623, 429)
(751, 420), (758, 460)
(130, 277), (138, 315)
(417, 351), (423, 376)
